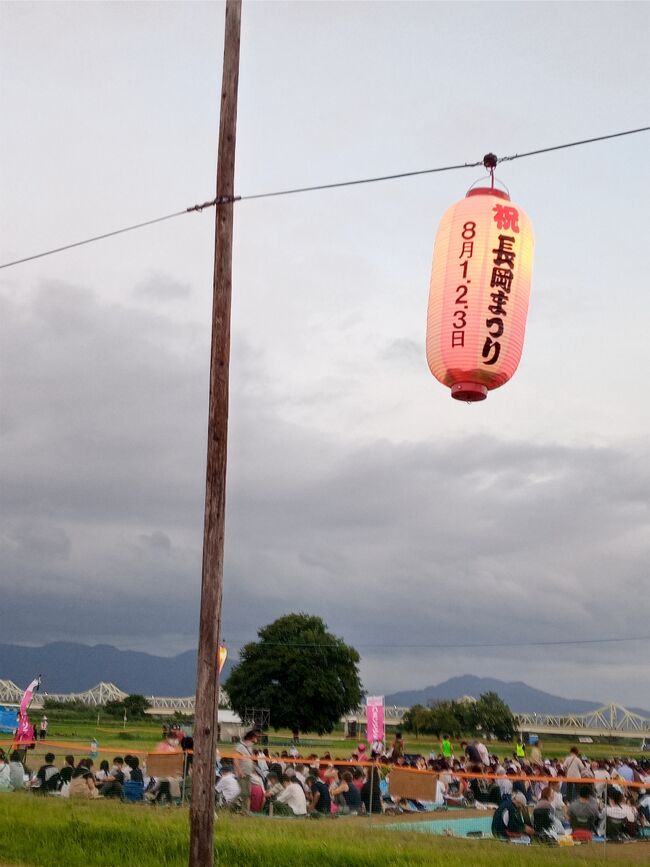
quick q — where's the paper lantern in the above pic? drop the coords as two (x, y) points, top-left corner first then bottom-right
(218, 644), (228, 674)
(426, 185), (534, 401)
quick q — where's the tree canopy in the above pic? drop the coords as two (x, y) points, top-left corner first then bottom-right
(402, 691), (517, 741)
(223, 613), (363, 735)
(104, 694), (151, 720)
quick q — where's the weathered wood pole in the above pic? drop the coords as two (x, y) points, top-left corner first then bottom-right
(189, 2), (241, 865)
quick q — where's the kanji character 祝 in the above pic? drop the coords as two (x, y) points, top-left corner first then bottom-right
(492, 205), (520, 233)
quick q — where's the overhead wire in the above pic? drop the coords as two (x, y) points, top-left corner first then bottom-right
(0, 210), (188, 270)
(1, 124), (648, 271)
(224, 634), (650, 651)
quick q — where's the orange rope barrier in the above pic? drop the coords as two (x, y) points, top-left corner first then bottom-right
(2, 737), (647, 789)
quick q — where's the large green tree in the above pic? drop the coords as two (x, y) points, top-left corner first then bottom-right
(224, 613), (363, 735)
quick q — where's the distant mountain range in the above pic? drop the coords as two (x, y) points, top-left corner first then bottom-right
(2, 645), (647, 717)
(0, 641), (232, 696)
(385, 675), (650, 717)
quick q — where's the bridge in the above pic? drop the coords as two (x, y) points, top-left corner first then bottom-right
(517, 704), (650, 739)
(345, 703), (650, 740)
(0, 680), (216, 716)
(2, 679), (649, 737)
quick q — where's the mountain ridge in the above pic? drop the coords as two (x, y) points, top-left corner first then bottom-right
(0, 641), (232, 695)
(2, 644), (647, 716)
(385, 674), (650, 717)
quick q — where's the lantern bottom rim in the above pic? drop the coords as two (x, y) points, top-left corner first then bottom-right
(451, 382), (488, 402)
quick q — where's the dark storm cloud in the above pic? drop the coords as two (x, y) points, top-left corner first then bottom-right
(1, 284), (648, 704)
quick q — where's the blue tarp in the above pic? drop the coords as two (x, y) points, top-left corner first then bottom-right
(0, 707), (18, 734)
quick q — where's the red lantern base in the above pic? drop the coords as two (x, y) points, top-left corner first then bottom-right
(451, 382), (488, 402)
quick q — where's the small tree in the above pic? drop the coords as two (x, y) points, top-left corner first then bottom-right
(402, 704), (430, 737)
(428, 700), (465, 738)
(103, 699), (126, 718)
(473, 691), (517, 740)
(224, 613), (363, 735)
(122, 694), (151, 719)
(103, 694), (151, 720)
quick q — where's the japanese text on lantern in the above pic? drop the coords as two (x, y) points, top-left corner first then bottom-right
(482, 204), (519, 366)
(452, 220), (475, 348)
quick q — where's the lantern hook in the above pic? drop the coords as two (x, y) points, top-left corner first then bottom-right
(483, 153), (498, 189)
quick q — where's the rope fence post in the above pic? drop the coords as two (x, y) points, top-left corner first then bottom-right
(181, 750), (188, 806)
(603, 779), (608, 862)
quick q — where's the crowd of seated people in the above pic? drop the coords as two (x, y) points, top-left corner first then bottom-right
(2, 732), (650, 843)
(0, 745), (179, 804)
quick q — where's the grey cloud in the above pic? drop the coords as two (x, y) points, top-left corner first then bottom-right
(138, 531), (173, 551)
(1, 284), (648, 707)
(380, 337), (422, 366)
(2, 521), (71, 563)
(133, 273), (192, 301)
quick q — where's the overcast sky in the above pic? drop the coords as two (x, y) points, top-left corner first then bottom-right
(1, 1), (649, 709)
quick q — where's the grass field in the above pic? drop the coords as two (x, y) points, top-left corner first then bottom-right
(2, 714), (647, 764)
(0, 795), (648, 867)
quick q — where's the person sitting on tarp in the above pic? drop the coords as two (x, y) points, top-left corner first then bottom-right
(360, 767), (383, 814)
(492, 791), (534, 839)
(69, 759), (99, 799)
(99, 757), (126, 798)
(0, 752), (12, 792)
(8, 752), (26, 791)
(58, 756), (75, 787)
(330, 770), (361, 814)
(30, 753), (60, 793)
(273, 773), (307, 816)
(567, 784), (601, 834)
(533, 786), (568, 839)
(306, 773), (331, 815)
(215, 762), (241, 808)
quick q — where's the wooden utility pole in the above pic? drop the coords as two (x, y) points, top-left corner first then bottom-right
(189, 2), (241, 865)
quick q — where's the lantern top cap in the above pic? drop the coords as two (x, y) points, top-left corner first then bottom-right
(466, 187), (510, 201)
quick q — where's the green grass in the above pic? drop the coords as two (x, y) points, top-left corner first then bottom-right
(0, 795), (646, 867)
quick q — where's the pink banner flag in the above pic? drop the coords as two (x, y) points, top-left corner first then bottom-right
(14, 676), (40, 745)
(366, 695), (384, 744)
(19, 677), (40, 717)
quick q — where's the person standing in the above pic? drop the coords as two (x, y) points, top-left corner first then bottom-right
(530, 740), (543, 765)
(390, 732), (404, 761)
(440, 735), (454, 761)
(562, 747), (587, 802)
(477, 740), (490, 766)
(234, 729), (259, 814)
(39, 716), (48, 740)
